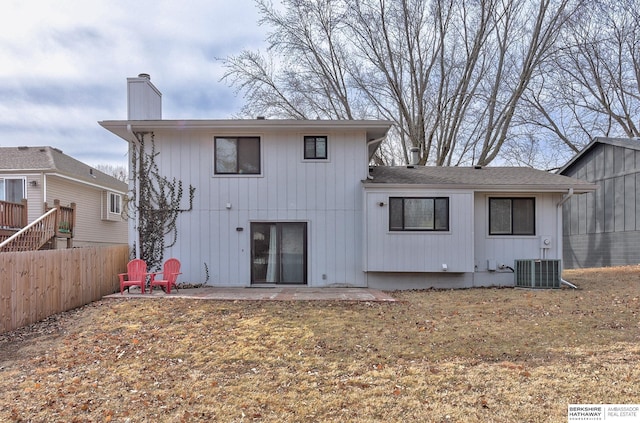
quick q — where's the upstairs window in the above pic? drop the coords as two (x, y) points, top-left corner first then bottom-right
(304, 136), (328, 160)
(389, 197), (449, 231)
(489, 197), (535, 235)
(215, 137), (261, 174)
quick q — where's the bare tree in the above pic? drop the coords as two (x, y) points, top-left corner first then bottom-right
(94, 164), (128, 183)
(223, 0), (583, 166)
(224, 0), (359, 120)
(521, 0), (640, 165)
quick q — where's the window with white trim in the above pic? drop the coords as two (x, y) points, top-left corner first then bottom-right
(109, 192), (122, 214)
(102, 191), (123, 221)
(0, 178), (25, 203)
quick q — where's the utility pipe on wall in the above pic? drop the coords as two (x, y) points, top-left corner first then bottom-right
(127, 124), (140, 259)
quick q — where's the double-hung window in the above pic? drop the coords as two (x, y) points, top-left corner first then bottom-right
(304, 136), (328, 160)
(489, 197), (535, 235)
(389, 197), (449, 231)
(215, 137), (261, 174)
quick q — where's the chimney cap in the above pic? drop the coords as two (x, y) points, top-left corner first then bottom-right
(138, 73), (150, 79)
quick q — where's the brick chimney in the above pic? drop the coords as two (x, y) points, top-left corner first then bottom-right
(127, 73), (162, 120)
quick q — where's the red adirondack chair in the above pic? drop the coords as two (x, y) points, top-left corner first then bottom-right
(119, 259), (147, 294)
(149, 258), (181, 294)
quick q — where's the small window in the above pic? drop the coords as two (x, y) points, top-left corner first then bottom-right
(489, 197), (535, 235)
(103, 191), (123, 221)
(215, 137), (261, 174)
(109, 192), (122, 214)
(389, 197), (449, 231)
(304, 136), (328, 160)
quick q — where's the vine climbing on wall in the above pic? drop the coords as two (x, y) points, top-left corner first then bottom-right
(129, 132), (195, 271)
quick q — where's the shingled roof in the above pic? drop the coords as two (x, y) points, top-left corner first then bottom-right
(364, 166), (597, 193)
(0, 146), (126, 192)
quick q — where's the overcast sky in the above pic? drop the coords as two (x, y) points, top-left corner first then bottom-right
(0, 0), (267, 168)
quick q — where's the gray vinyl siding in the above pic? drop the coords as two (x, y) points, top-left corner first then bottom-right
(46, 176), (127, 246)
(149, 127), (370, 286)
(563, 141), (640, 268)
(362, 189), (474, 273)
(474, 192), (563, 271)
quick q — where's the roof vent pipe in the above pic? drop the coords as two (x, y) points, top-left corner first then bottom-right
(409, 147), (420, 166)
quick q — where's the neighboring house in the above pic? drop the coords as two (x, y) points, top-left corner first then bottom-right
(0, 146), (128, 248)
(560, 137), (640, 269)
(99, 74), (596, 289)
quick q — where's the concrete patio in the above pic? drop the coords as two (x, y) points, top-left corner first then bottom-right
(105, 286), (397, 302)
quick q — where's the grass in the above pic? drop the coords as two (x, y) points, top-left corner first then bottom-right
(0, 266), (639, 422)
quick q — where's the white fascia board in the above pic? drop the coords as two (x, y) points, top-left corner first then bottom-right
(100, 119), (393, 141)
(46, 172), (127, 194)
(362, 183), (597, 194)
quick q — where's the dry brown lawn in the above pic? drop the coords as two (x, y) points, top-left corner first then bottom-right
(1, 266), (639, 422)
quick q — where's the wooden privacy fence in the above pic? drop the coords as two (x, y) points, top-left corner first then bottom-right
(0, 245), (129, 334)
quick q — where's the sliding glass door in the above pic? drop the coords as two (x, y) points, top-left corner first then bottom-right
(251, 222), (307, 284)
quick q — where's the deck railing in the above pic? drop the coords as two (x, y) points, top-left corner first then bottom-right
(0, 199), (28, 229)
(0, 208), (57, 252)
(46, 200), (76, 239)
(0, 200), (76, 252)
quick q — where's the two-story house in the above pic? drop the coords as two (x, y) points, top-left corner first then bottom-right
(100, 75), (596, 289)
(0, 146), (128, 249)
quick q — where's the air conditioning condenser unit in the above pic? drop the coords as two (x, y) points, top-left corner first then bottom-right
(514, 259), (561, 289)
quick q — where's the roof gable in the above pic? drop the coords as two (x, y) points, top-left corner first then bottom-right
(0, 146), (126, 192)
(560, 137), (640, 175)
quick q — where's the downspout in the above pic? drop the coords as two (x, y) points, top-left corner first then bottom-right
(366, 137), (385, 164)
(363, 137), (385, 286)
(556, 187), (574, 207)
(556, 188), (577, 289)
(127, 124), (140, 259)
